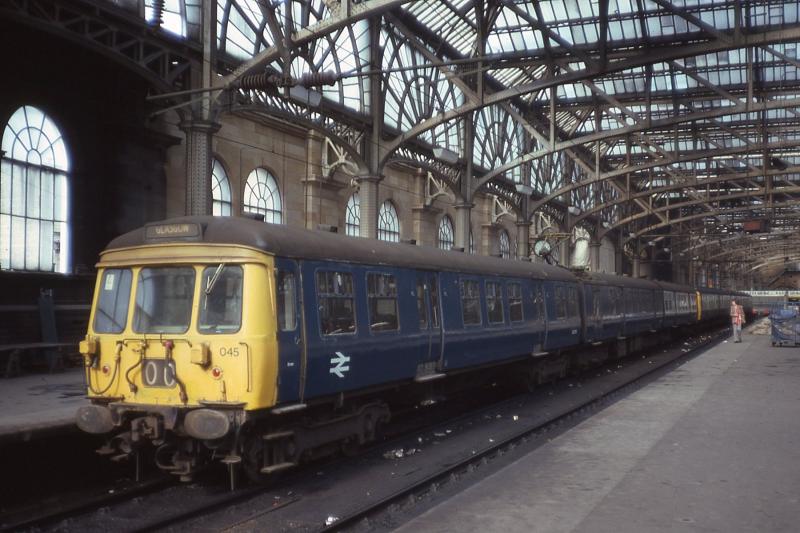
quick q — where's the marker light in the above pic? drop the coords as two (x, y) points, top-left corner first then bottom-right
(211, 367), (223, 380)
(102, 364), (110, 375)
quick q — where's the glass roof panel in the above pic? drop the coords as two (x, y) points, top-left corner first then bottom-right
(487, 7), (544, 55)
(404, 0), (476, 56)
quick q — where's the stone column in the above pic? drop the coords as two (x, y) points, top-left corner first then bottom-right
(515, 219), (531, 260)
(181, 119), (220, 216)
(589, 240), (601, 271)
(633, 256), (641, 278)
(481, 223), (497, 256)
(455, 202), (473, 252)
(356, 175), (382, 239)
(561, 238), (571, 267)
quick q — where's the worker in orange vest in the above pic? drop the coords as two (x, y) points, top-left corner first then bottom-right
(730, 300), (745, 342)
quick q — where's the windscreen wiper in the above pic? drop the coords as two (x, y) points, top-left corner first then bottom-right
(206, 263), (226, 295)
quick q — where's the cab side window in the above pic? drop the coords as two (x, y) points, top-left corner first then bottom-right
(277, 270), (297, 331)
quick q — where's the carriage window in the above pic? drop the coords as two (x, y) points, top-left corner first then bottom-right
(276, 270), (297, 331)
(317, 271), (356, 335)
(134, 267), (195, 334)
(592, 287), (601, 319)
(600, 287), (617, 316)
(416, 278), (428, 329)
(94, 268), (132, 333)
(508, 282), (524, 323)
(368, 273), (398, 331)
(567, 286), (579, 317)
(461, 279), (482, 325)
(529, 286), (541, 322)
(199, 265), (243, 334)
(486, 281), (504, 324)
(555, 286), (567, 319)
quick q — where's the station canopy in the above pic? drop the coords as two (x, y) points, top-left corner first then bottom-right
(93, 1), (800, 279)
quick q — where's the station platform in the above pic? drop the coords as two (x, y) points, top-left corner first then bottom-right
(399, 323), (800, 533)
(0, 368), (85, 443)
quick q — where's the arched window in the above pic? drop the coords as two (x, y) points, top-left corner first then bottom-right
(499, 229), (511, 259)
(377, 200), (400, 242)
(1, 106), (69, 273)
(243, 168), (282, 224)
(211, 159), (231, 216)
(345, 193), (360, 236)
(469, 230), (475, 254)
(438, 216), (454, 250)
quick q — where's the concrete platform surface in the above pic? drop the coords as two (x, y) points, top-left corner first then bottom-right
(398, 326), (800, 533)
(0, 368), (86, 442)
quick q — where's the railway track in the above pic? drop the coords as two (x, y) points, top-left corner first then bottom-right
(5, 326), (733, 532)
(319, 327), (733, 532)
(0, 476), (172, 532)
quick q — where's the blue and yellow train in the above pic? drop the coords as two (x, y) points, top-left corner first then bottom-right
(76, 216), (751, 480)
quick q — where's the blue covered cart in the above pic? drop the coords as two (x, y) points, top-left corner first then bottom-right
(771, 308), (800, 346)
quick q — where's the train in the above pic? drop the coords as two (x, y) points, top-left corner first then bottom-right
(76, 216), (752, 482)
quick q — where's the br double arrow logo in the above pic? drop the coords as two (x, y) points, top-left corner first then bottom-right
(329, 351), (350, 378)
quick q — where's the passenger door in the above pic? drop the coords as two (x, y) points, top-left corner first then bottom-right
(423, 273), (444, 371)
(274, 258), (304, 403)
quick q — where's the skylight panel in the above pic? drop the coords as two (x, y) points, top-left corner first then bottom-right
(487, 8), (544, 54)
(406, 0), (476, 56)
(610, 0), (637, 15)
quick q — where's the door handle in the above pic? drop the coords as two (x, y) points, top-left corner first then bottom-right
(294, 336), (301, 345)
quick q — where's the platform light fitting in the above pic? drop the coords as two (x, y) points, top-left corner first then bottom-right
(433, 147), (460, 165)
(567, 206), (581, 216)
(601, 221), (611, 229)
(289, 86), (322, 107)
(514, 183), (533, 196)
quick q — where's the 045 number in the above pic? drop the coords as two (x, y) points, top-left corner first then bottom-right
(219, 346), (240, 357)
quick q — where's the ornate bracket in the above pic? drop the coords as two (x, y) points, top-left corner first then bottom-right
(491, 195), (515, 224)
(322, 136), (360, 178)
(424, 171), (456, 207)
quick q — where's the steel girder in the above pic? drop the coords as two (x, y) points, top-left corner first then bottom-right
(2, 0), (197, 90)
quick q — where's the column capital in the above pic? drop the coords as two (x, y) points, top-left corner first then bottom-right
(306, 129), (326, 141)
(515, 220), (533, 228)
(354, 174), (383, 184)
(178, 118), (221, 135)
(454, 202), (475, 210)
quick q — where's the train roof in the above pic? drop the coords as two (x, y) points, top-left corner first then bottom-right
(573, 270), (661, 289)
(653, 280), (696, 293)
(105, 216), (579, 282)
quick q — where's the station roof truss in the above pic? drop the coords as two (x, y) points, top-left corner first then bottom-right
(10, 0), (800, 280)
